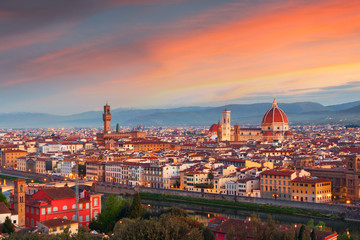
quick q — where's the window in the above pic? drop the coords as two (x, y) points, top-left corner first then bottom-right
(86, 215), (89, 221)
(79, 216), (83, 222)
(94, 199), (98, 206)
(26, 218), (29, 225)
(63, 216), (68, 219)
(72, 204), (76, 209)
(31, 208), (34, 214)
(73, 215), (77, 221)
(79, 204), (83, 210)
(26, 206), (29, 213)
(31, 219), (34, 226)
(63, 205), (68, 210)
(36, 208), (39, 215)
(48, 208), (51, 214)
(53, 207), (58, 212)
(52, 228), (57, 232)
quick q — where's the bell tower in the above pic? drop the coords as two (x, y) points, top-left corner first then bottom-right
(221, 109), (231, 141)
(103, 103), (112, 133)
(14, 179), (26, 227)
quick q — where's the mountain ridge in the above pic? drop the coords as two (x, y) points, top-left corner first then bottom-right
(1, 101), (360, 128)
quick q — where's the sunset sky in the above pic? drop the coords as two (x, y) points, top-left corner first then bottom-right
(1, 0), (360, 114)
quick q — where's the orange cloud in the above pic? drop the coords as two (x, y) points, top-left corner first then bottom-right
(11, 0), (360, 108)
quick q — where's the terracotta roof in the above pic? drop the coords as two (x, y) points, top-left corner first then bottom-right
(39, 218), (78, 228)
(0, 202), (11, 214)
(260, 169), (295, 176)
(42, 187), (75, 200)
(291, 177), (331, 184)
(208, 124), (218, 133)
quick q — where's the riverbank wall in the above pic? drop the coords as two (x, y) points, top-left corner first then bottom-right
(93, 182), (360, 221)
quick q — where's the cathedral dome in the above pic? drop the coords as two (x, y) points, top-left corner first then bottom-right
(209, 124), (218, 133)
(262, 98), (288, 125)
(284, 131), (293, 136)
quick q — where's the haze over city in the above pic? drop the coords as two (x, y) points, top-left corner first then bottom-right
(1, 0), (360, 114)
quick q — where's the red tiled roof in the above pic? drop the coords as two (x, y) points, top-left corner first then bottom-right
(42, 187), (75, 200)
(291, 177), (331, 184)
(260, 169), (295, 176)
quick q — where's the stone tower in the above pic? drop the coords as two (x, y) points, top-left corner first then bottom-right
(221, 109), (231, 141)
(234, 125), (241, 141)
(13, 179), (26, 227)
(103, 103), (112, 133)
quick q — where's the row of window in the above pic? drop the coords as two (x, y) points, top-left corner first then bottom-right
(26, 201), (98, 215)
(262, 175), (291, 179)
(263, 180), (290, 185)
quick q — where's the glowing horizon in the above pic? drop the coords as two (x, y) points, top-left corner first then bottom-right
(1, 0), (360, 114)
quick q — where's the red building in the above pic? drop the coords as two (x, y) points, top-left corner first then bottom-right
(12, 187), (102, 228)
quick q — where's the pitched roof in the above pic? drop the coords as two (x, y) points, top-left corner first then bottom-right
(42, 187), (75, 200)
(39, 218), (78, 228)
(0, 202), (11, 214)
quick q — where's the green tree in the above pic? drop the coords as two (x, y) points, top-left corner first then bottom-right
(116, 123), (120, 133)
(298, 225), (307, 240)
(307, 219), (314, 229)
(166, 207), (188, 217)
(0, 192), (8, 206)
(129, 192), (143, 219)
(310, 229), (316, 240)
(2, 216), (14, 234)
(202, 227), (215, 240)
(90, 195), (129, 233)
(315, 221), (325, 231)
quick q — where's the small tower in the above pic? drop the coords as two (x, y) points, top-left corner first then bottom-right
(103, 103), (112, 133)
(13, 179), (26, 227)
(221, 109), (231, 141)
(234, 125), (241, 141)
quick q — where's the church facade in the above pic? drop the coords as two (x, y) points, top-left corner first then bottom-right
(211, 98), (293, 142)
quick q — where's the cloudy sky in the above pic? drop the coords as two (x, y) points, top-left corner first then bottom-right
(1, 0), (360, 114)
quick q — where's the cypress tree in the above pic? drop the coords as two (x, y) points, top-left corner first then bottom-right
(129, 193), (142, 219)
(310, 229), (316, 240)
(116, 123), (120, 133)
(2, 216), (14, 234)
(298, 225), (306, 240)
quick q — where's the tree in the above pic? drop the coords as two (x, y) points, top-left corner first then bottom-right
(2, 216), (14, 234)
(307, 219), (314, 229)
(78, 164), (86, 178)
(315, 221), (325, 231)
(298, 225), (306, 240)
(116, 123), (120, 133)
(90, 195), (130, 233)
(0, 192), (8, 206)
(129, 192), (143, 219)
(202, 227), (215, 240)
(310, 229), (316, 240)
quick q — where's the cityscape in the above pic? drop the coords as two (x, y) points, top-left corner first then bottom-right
(1, 1), (360, 240)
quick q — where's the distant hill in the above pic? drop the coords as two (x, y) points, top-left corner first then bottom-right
(327, 101), (360, 111)
(1, 100), (360, 128)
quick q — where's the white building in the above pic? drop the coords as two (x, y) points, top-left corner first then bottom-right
(0, 202), (18, 226)
(60, 160), (76, 177)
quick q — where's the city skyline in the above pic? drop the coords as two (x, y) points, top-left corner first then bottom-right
(1, 0), (360, 114)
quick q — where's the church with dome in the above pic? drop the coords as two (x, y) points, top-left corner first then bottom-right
(209, 98), (293, 142)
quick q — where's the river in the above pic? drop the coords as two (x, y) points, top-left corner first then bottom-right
(143, 199), (360, 238)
